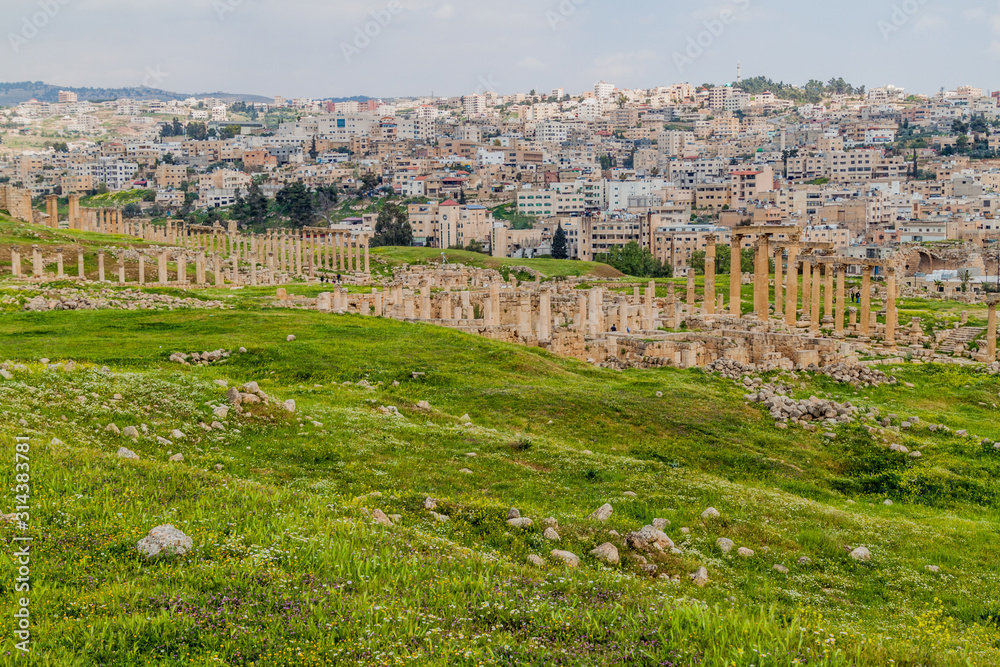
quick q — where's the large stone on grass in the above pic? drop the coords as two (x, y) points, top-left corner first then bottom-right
(716, 537), (735, 553)
(507, 518), (533, 529)
(590, 542), (620, 566)
(551, 550), (579, 567)
(122, 426), (139, 438)
(587, 503), (613, 521)
(372, 509), (393, 526)
(543, 527), (560, 541)
(116, 447), (139, 460)
(690, 567), (709, 587)
(136, 525), (192, 559)
(701, 507), (721, 520)
(282, 399), (296, 413)
(850, 546), (872, 562)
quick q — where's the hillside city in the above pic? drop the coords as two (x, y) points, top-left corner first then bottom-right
(4, 79), (1000, 288)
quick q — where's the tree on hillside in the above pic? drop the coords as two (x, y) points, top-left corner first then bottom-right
(358, 173), (380, 198)
(275, 181), (315, 228)
(186, 122), (208, 141)
(314, 184), (339, 214)
(551, 223), (569, 259)
(594, 241), (672, 278)
(308, 137), (319, 161)
(372, 202), (412, 247)
(232, 180), (270, 228)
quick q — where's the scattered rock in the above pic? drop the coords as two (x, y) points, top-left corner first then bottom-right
(416, 401), (431, 411)
(717, 537), (735, 554)
(122, 426), (139, 438)
(526, 555), (546, 568)
(690, 567), (709, 587)
(213, 464), (224, 472)
(737, 547), (755, 558)
(423, 497), (438, 510)
(136, 525), (192, 559)
(507, 508), (521, 520)
(507, 518), (533, 529)
(430, 512), (449, 523)
(543, 527), (560, 541)
(282, 399), (296, 413)
(551, 550), (580, 567)
(773, 564), (789, 574)
(105, 423), (121, 435)
(797, 556), (811, 565)
(286, 335), (296, 342)
(926, 565), (940, 573)
(168, 453), (184, 463)
(652, 518), (670, 530)
(850, 546), (872, 562)
(116, 447), (139, 460)
(701, 507), (721, 520)
(372, 509), (393, 526)
(588, 504), (613, 521)
(590, 543), (620, 566)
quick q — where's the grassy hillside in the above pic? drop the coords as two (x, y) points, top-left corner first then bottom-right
(0, 301), (998, 665)
(371, 246), (624, 279)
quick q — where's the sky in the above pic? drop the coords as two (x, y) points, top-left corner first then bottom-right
(2, 0), (999, 99)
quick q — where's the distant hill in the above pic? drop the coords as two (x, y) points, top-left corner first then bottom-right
(0, 81), (272, 105)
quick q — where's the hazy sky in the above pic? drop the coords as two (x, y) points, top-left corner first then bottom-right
(2, 0), (998, 98)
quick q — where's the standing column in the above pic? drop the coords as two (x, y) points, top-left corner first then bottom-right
(117, 261), (125, 285)
(355, 236), (362, 273)
(97, 251), (105, 282)
(364, 235), (371, 275)
(704, 234), (716, 315)
(68, 193), (80, 229)
(784, 243), (799, 327)
(801, 258), (812, 321)
(517, 293), (531, 337)
(588, 287), (602, 335)
(886, 267), (898, 347)
(491, 282), (502, 325)
(810, 261), (821, 334)
(643, 280), (655, 330)
(45, 195), (59, 229)
(250, 255), (258, 286)
(773, 246), (784, 319)
(55, 250), (64, 278)
(32, 246), (43, 277)
(729, 235), (742, 316)
(539, 289), (552, 340)
(988, 301), (997, 362)
(177, 254), (187, 286)
(754, 236), (770, 321)
(420, 282), (431, 319)
(835, 264), (846, 334)
(861, 266), (872, 336)
(296, 233), (303, 276)
(824, 262), (834, 322)
(158, 251), (168, 285)
(686, 268), (696, 312)
(214, 255), (223, 286)
(196, 252), (206, 285)
(77, 249), (85, 280)
(138, 255), (145, 286)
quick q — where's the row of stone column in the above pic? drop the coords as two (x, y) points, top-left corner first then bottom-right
(700, 232), (900, 344)
(182, 228), (370, 276)
(9, 245), (295, 287)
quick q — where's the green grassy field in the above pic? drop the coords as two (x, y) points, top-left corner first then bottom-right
(0, 302), (998, 665)
(371, 247), (624, 279)
(1, 215), (999, 665)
